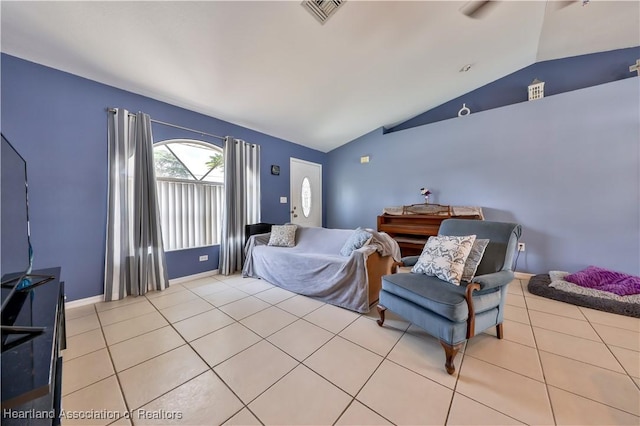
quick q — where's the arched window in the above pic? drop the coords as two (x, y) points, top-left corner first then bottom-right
(153, 139), (224, 250)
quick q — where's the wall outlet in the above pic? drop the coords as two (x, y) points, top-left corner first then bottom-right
(517, 243), (525, 252)
(280, 196), (287, 203)
(199, 255), (208, 262)
(360, 155), (370, 164)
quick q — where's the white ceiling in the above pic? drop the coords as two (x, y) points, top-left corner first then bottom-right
(1, 1), (638, 152)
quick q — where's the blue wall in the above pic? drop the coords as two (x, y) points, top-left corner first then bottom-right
(1, 54), (327, 301)
(389, 46), (640, 132)
(327, 77), (640, 276)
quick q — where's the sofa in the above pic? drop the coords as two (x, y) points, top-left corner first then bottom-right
(243, 226), (401, 313)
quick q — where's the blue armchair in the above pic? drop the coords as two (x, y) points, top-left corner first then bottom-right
(377, 219), (522, 374)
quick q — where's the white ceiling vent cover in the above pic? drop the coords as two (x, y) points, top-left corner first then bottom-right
(302, 0), (345, 24)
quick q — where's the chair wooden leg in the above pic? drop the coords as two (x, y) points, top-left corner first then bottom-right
(376, 305), (387, 327)
(496, 323), (504, 339)
(440, 341), (464, 375)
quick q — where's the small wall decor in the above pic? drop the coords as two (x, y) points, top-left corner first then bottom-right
(270, 165), (280, 175)
(458, 103), (471, 117)
(420, 187), (432, 204)
(528, 78), (545, 101)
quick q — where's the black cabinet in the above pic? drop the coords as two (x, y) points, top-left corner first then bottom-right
(245, 222), (274, 244)
(1, 267), (66, 425)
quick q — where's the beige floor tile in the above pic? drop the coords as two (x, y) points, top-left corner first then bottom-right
(66, 313), (101, 337)
(172, 308), (235, 341)
(610, 345), (640, 378)
(135, 371), (243, 425)
(63, 348), (115, 395)
(249, 365), (351, 425)
(218, 296), (271, 320)
(505, 293), (526, 308)
(159, 297), (214, 323)
(335, 400), (392, 425)
(339, 316), (407, 357)
(144, 283), (185, 298)
(593, 322), (640, 351)
(204, 288), (251, 307)
(361, 308), (410, 330)
(456, 357), (554, 425)
(276, 294), (325, 317)
(95, 295), (146, 312)
(539, 351), (640, 416)
(503, 304), (530, 325)
(148, 290), (198, 310)
(465, 334), (544, 381)
(305, 336), (383, 396)
(253, 286), (297, 304)
(240, 306), (297, 337)
(97, 300), (156, 326)
(217, 274), (252, 286)
(446, 393), (524, 425)
(549, 385), (640, 425)
(118, 345), (208, 410)
(189, 280), (231, 297)
(525, 296), (586, 320)
(223, 408), (262, 425)
(215, 340), (298, 403)
(236, 279), (275, 295)
(65, 303), (97, 320)
(63, 328), (106, 361)
(268, 319), (333, 361)
(386, 326), (460, 389)
(191, 322), (261, 367)
(529, 310), (601, 341)
(357, 360), (453, 425)
(483, 319), (536, 348)
(634, 377), (640, 388)
(180, 276), (220, 289)
(107, 416), (132, 426)
(580, 307), (640, 332)
(109, 326), (185, 372)
(102, 311), (169, 345)
(303, 303), (360, 333)
(61, 376), (127, 425)
(507, 280), (524, 296)
(534, 326), (626, 373)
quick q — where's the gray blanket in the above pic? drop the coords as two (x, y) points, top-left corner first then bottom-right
(242, 227), (400, 313)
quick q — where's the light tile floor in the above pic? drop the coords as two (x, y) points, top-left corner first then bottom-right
(62, 275), (640, 425)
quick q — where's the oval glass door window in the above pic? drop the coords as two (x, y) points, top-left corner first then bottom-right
(301, 177), (312, 218)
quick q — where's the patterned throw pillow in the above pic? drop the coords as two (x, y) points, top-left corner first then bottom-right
(267, 224), (298, 247)
(340, 227), (372, 256)
(461, 238), (490, 282)
(412, 235), (477, 285)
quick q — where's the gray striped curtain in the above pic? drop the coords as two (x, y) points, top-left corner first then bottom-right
(104, 109), (169, 300)
(219, 137), (261, 275)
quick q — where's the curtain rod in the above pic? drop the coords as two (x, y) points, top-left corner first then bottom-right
(107, 108), (225, 141)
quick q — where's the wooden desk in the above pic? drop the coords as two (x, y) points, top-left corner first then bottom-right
(377, 207), (482, 257)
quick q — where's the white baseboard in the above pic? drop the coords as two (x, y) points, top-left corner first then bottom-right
(65, 294), (103, 309)
(514, 271), (534, 280)
(169, 269), (219, 285)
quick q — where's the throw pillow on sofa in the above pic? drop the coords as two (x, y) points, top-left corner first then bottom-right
(268, 224), (298, 247)
(461, 238), (490, 282)
(340, 227), (372, 256)
(412, 235), (477, 285)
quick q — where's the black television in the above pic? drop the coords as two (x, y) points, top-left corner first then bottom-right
(1, 133), (33, 290)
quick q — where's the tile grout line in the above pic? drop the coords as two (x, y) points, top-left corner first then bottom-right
(521, 278), (559, 426)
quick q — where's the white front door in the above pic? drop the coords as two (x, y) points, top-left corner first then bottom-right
(290, 158), (322, 227)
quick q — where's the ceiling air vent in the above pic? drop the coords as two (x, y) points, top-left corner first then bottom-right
(302, 0), (345, 24)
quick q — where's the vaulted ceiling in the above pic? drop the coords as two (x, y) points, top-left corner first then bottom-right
(1, 1), (638, 152)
